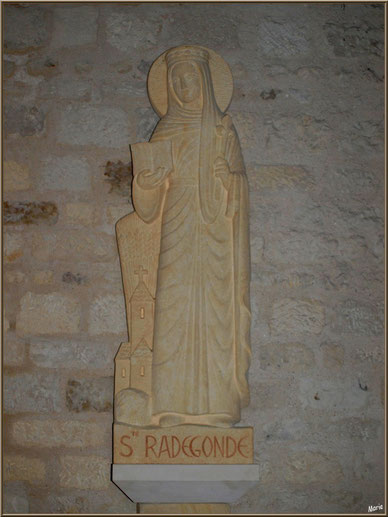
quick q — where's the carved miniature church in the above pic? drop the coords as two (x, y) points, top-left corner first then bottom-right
(114, 266), (154, 397)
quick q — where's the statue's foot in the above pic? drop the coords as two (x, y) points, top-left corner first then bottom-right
(154, 413), (186, 427)
(152, 411), (237, 428)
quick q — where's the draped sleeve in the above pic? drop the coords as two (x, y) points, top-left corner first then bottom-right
(225, 122), (249, 219)
(225, 119), (251, 408)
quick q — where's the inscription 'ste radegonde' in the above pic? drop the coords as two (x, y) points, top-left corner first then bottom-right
(114, 425), (253, 465)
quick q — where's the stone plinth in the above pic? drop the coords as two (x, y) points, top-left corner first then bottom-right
(114, 424), (253, 464)
(112, 464), (260, 503)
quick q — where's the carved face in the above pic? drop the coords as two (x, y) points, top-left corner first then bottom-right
(171, 62), (201, 104)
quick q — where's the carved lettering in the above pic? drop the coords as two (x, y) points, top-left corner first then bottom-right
(237, 435), (249, 458)
(226, 436), (237, 458)
(189, 436), (201, 458)
(182, 435), (193, 457)
(213, 435), (225, 457)
(145, 435), (157, 457)
(202, 436), (213, 457)
(171, 435), (181, 458)
(158, 435), (171, 458)
(115, 425), (253, 464)
(119, 435), (133, 457)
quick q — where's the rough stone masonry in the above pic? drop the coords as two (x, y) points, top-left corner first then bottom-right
(3, 2), (384, 514)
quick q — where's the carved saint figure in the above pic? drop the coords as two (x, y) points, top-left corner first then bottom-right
(116, 45), (251, 429)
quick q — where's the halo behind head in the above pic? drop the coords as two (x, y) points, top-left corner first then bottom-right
(147, 45), (234, 118)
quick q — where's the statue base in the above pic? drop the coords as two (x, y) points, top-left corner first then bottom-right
(112, 464), (260, 503)
(113, 423), (253, 464)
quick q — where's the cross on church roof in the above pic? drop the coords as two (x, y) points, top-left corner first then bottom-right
(135, 265), (148, 283)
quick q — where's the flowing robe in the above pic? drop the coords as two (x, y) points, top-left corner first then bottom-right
(133, 110), (251, 427)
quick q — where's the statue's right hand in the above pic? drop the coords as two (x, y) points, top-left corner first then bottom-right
(137, 167), (171, 189)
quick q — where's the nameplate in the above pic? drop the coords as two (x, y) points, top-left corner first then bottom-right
(114, 424), (253, 464)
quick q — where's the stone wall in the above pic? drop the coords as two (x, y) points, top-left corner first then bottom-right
(3, 2), (384, 514)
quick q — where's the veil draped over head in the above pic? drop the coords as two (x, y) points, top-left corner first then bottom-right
(153, 46), (224, 224)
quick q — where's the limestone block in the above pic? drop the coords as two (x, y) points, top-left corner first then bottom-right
(230, 111), (259, 148)
(33, 271), (54, 285)
(30, 484), (135, 513)
(29, 340), (117, 371)
(5, 271), (25, 284)
(3, 161), (31, 192)
(328, 417), (381, 442)
(27, 56), (59, 78)
(11, 420), (108, 448)
(264, 231), (338, 266)
(284, 451), (343, 484)
(320, 342), (344, 370)
(4, 104), (45, 137)
(62, 272), (86, 285)
(105, 11), (158, 52)
(5, 232), (23, 262)
(5, 455), (46, 483)
(4, 372), (61, 413)
(270, 298), (325, 336)
(136, 107), (159, 141)
(38, 77), (91, 101)
(52, 6), (98, 47)
(259, 342), (315, 373)
(325, 20), (384, 57)
(31, 230), (116, 263)
(335, 300), (383, 336)
(16, 292), (81, 336)
(249, 165), (313, 191)
(104, 160), (133, 196)
(3, 337), (25, 366)
(57, 105), (129, 149)
(89, 294), (127, 335)
(322, 489), (363, 513)
(66, 377), (113, 413)
(4, 5), (50, 53)
(260, 20), (310, 56)
(60, 455), (110, 489)
(39, 156), (91, 191)
(4, 59), (16, 78)
(4, 201), (58, 226)
(3, 482), (29, 513)
(299, 377), (369, 411)
(64, 203), (95, 226)
(250, 380), (294, 411)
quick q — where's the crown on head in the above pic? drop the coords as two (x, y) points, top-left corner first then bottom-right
(166, 46), (209, 66)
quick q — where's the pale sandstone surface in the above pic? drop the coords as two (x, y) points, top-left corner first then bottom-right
(60, 455), (111, 489)
(39, 155), (91, 191)
(11, 420), (109, 448)
(3, 2), (384, 514)
(4, 161), (31, 192)
(5, 456), (46, 484)
(89, 294), (127, 335)
(16, 292), (81, 335)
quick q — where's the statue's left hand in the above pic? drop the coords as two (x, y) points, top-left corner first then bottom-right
(214, 156), (232, 190)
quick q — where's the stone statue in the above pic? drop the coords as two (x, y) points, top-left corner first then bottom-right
(114, 45), (251, 431)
